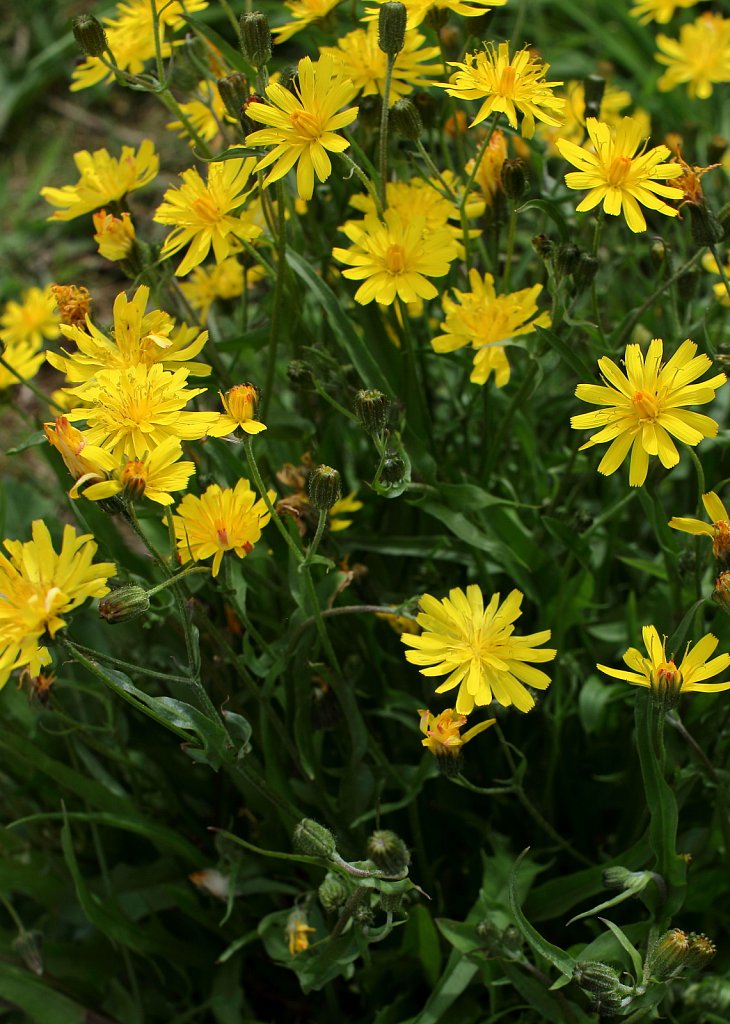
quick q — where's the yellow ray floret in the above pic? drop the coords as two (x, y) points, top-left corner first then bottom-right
(41, 141), (158, 221)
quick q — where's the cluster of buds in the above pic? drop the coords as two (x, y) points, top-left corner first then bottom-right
(532, 234), (598, 296)
(645, 928), (716, 981)
(573, 961), (633, 1016)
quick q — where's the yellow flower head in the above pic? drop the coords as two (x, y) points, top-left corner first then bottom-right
(329, 490), (363, 532)
(50, 285), (92, 330)
(418, 708), (495, 757)
(0, 339), (45, 391)
(43, 416), (116, 493)
(572, 339), (726, 488)
(0, 287), (60, 347)
(443, 43), (565, 139)
(154, 158), (262, 277)
(81, 436), (195, 507)
(64, 363), (219, 460)
(702, 249), (730, 308)
(245, 53), (358, 201)
(167, 79), (230, 145)
(321, 24), (441, 105)
(47, 285), (210, 383)
(402, 585), (556, 715)
(207, 383), (267, 437)
(656, 14), (730, 100)
(557, 116), (684, 232)
(285, 912), (316, 955)
(597, 626), (730, 707)
(93, 210), (136, 262)
(466, 129), (508, 205)
(364, 0), (506, 30)
(41, 140), (158, 221)
(333, 209), (459, 305)
(669, 492), (730, 563)
(0, 521), (115, 689)
(631, 0), (699, 24)
(173, 478), (272, 577)
(432, 269), (550, 386)
(180, 258), (264, 321)
(273, 0), (343, 43)
(539, 81), (650, 155)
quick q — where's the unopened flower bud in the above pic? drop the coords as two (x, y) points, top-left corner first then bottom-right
(380, 449), (406, 487)
(553, 242), (582, 277)
(686, 932), (716, 970)
(99, 585), (150, 624)
(532, 234), (554, 261)
(378, 2), (407, 55)
(308, 465), (342, 511)
(572, 253), (598, 293)
(353, 900), (375, 925)
(650, 240), (669, 268)
(72, 14), (108, 58)
(319, 871), (349, 911)
(240, 11), (272, 69)
(689, 201), (724, 247)
(646, 928), (691, 980)
(292, 818), (337, 859)
(602, 866), (643, 890)
(174, 35), (207, 92)
(573, 960), (623, 996)
(366, 830), (410, 874)
(241, 94), (266, 135)
(218, 73), (250, 121)
(390, 98), (423, 140)
(355, 388), (390, 435)
(583, 75), (605, 121)
(500, 159), (528, 200)
(287, 359), (315, 390)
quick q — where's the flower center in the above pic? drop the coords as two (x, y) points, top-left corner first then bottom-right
(606, 155), (632, 187)
(632, 389), (659, 420)
(385, 244), (406, 274)
(121, 459), (148, 499)
(192, 194), (223, 225)
(498, 65), (516, 96)
(289, 109), (321, 139)
(226, 384), (257, 422)
(712, 520), (730, 559)
(215, 520), (230, 547)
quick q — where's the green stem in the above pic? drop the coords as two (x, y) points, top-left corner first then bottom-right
(502, 203), (518, 291)
(615, 250), (703, 347)
(708, 244), (730, 304)
(304, 509), (328, 564)
(378, 55), (396, 205)
(242, 435), (303, 562)
(338, 151), (383, 217)
(301, 566), (342, 676)
(591, 210), (605, 338)
(687, 446), (706, 506)
(0, 353), (63, 411)
(262, 181), (288, 421)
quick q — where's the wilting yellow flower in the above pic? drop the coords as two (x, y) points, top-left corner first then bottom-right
(207, 383), (266, 436)
(597, 626), (730, 704)
(442, 43), (565, 139)
(92, 210), (136, 262)
(273, 0), (343, 42)
(43, 416), (116, 494)
(245, 54), (358, 201)
(173, 478), (272, 577)
(557, 116), (684, 232)
(364, 0), (506, 30)
(0, 287), (60, 346)
(329, 491), (363, 532)
(571, 339), (726, 488)
(631, 0), (699, 24)
(333, 209), (459, 305)
(167, 79), (230, 145)
(47, 285), (210, 382)
(41, 140), (158, 221)
(669, 492), (730, 562)
(81, 437), (195, 506)
(154, 158), (261, 277)
(538, 81), (650, 155)
(0, 520), (115, 689)
(50, 285), (92, 330)
(285, 912), (316, 955)
(702, 249), (730, 307)
(0, 339), (46, 390)
(180, 259), (265, 320)
(65, 363), (219, 460)
(321, 25), (440, 104)
(418, 708), (495, 757)
(402, 585), (556, 715)
(656, 14), (730, 99)
(432, 270), (550, 386)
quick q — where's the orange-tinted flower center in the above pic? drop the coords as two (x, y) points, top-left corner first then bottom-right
(215, 520), (230, 547)
(225, 384), (257, 422)
(606, 155), (632, 187)
(632, 389), (659, 419)
(712, 520), (730, 559)
(385, 244), (406, 274)
(121, 459), (148, 499)
(289, 109), (321, 138)
(498, 65), (517, 96)
(655, 659), (681, 692)
(192, 194), (223, 224)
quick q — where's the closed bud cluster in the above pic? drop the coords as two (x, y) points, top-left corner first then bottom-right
(72, 15), (108, 58)
(355, 388), (391, 435)
(240, 12), (272, 68)
(378, 2), (407, 55)
(390, 98), (423, 140)
(686, 932), (716, 970)
(99, 585), (151, 624)
(318, 871), (349, 912)
(366, 830), (410, 874)
(292, 818), (337, 859)
(218, 73), (250, 121)
(532, 234), (554, 261)
(308, 465), (342, 511)
(573, 960), (623, 996)
(553, 242), (582, 278)
(500, 159), (528, 200)
(645, 927), (690, 980)
(380, 449), (406, 486)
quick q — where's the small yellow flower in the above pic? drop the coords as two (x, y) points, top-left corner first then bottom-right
(418, 708), (495, 757)
(333, 209), (459, 305)
(572, 338), (726, 488)
(0, 521), (115, 689)
(442, 43), (565, 139)
(43, 416), (116, 493)
(702, 249), (730, 307)
(50, 285), (92, 330)
(669, 492), (730, 562)
(630, 0), (699, 24)
(364, 0), (506, 30)
(82, 437), (195, 507)
(376, 608), (421, 635)
(402, 585), (556, 715)
(597, 626), (730, 702)
(538, 80), (650, 155)
(207, 383), (267, 437)
(0, 287), (60, 346)
(0, 339), (46, 391)
(432, 269), (550, 386)
(285, 912), (316, 955)
(329, 491), (363, 532)
(173, 478), (273, 577)
(154, 158), (262, 277)
(656, 13), (730, 99)
(273, 0), (343, 43)
(557, 116), (684, 232)
(41, 140), (158, 221)
(180, 259), (264, 321)
(245, 54), (358, 201)
(92, 210), (136, 262)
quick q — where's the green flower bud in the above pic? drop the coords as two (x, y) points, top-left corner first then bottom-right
(366, 830), (410, 874)
(240, 94), (266, 135)
(689, 201), (724, 247)
(239, 11), (272, 68)
(573, 961), (623, 996)
(355, 388), (391, 435)
(353, 900), (375, 925)
(650, 240), (669, 268)
(602, 866), (650, 891)
(645, 928), (691, 980)
(500, 159), (528, 200)
(287, 359), (315, 390)
(531, 234), (554, 261)
(99, 585), (150, 625)
(173, 35), (207, 92)
(572, 253), (599, 293)
(380, 449), (406, 487)
(308, 465), (342, 511)
(318, 871), (349, 912)
(686, 932), (716, 970)
(553, 242), (582, 278)
(292, 818), (337, 859)
(378, 2), (407, 55)
(390, 98), (423, 140)
(582, 75), (605, 121)
(218, 73), (250, 121)
(72, 15), (108, 58)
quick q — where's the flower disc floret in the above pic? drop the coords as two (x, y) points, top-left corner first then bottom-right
(41, 141), (158, 221)
(402, 585), (556, 715)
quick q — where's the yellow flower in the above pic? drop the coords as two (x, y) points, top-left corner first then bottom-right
(376, 607), (421, 635)
(442, 43), (565, 139)
(154, 158), (262, 277)
(571, 338), (726, 488)
(466, 129), (508, 205)
(656, 14), (730, 100)
(65, 363), (220, 460)
(597, 626), (730, 704)
(92, 210), (136, 262)
(0, 339), (46, 391)
(321, 24), (440, 104)
(43, 416), (117, 494)
(47, 285), (210, 382)
(0, 520), (115, 689)
(285, 912), (316, 955)
(81, 437), (195, 507)
(364, 0), (506, 30)
(273, 0), (343, 43)
(538, 81), (650, 155)
(333, 209), (459, 305)
(207, 383), (267, 436)
(557, 116), (684, 232)
(630, 0), (699, 23)
(0, 287), (60, 346)
(432, 269), (550, 386)
(173, 478), (272, 577)
(167, 79), (230, 145)
(402, 585), (556, 715)
(418, 708), (495, 757)
(41, 140), (158, 221)
(702, 249), (730, 307)
(49, 285), (92, 330)
(245, 54), (358, 201)
(180, 259), (265, 320)
(329, 491), (363, 532)
(669, 492), (730, 562)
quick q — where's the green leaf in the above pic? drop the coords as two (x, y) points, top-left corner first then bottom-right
(598, 918), (643, 981)
(412, 953), (479, 1024)
(534, 325), (596, 381)
(0, 964), (86, 1024)
(516, 198), (570, 242)
(508, 850), (575, 977)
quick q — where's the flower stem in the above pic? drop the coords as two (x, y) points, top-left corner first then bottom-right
(242, 435), (303, 562)
(262, 181), (288, 421)
(502, 202), (518, 291)
(0, 354), (63, 411)
(378, 55), (396, 205)
(338, 152), (384, 217)
(304, 510), (328, 564)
